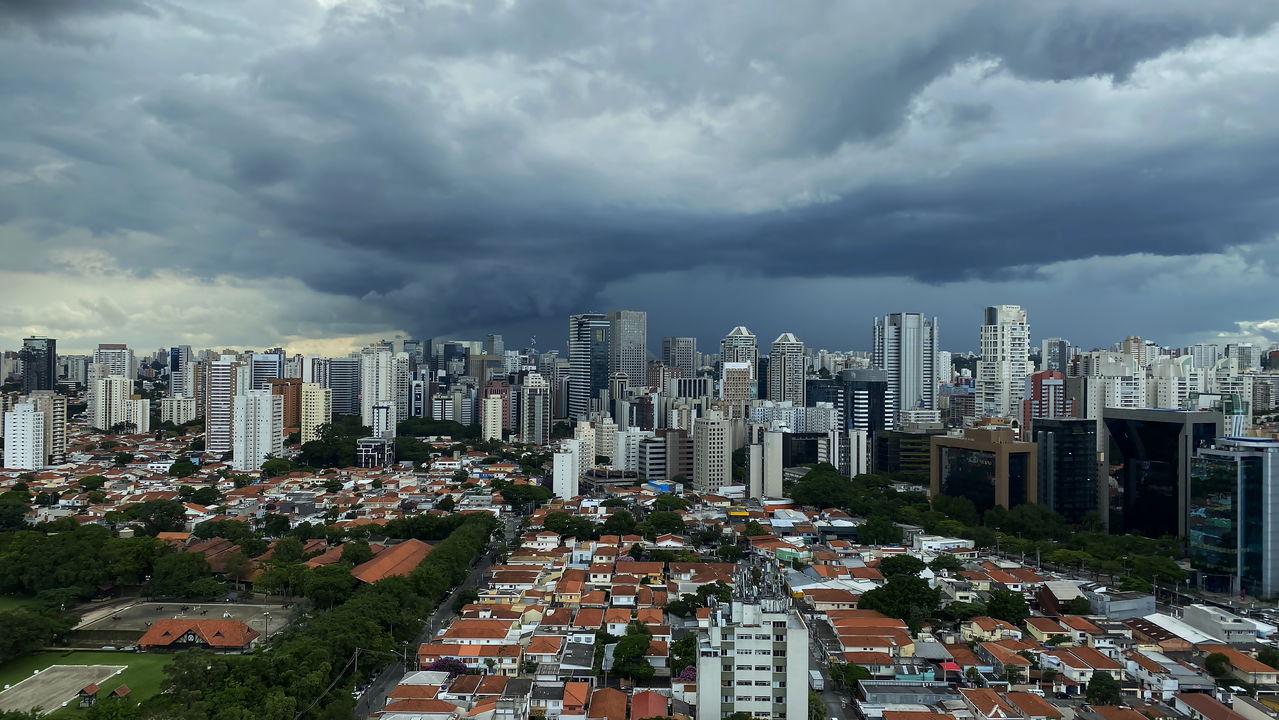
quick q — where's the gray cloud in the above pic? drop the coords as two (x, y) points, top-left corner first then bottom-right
(3, 0), (1279, 352)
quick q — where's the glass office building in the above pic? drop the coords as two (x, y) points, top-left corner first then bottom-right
(1190, 437), (1279, 597)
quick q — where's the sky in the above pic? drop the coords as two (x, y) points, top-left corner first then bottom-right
(4, 1), (1279, 357)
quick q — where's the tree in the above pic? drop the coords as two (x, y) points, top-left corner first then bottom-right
(224, 551), (252, 589)
(79, 475), (108, 491)
(113, 452), (134, 466)
(168, 459), (198, 478)
(830, 663), (871, 685)
(145, 553), (210, 597)
(261, 513), (291, 537)
(1204, 652), (1230, 678)
(602, 509), (637, 535)
(743, 520), (767, 537)
(859, 516), (901, 545)
(928, 554), (966, 574)
(1085, 671), (1122, 704)
(856, 575), (940, 631)
(716, 543), (744, 562)
(126, 499), (186, 535)
(1258, 647), (1279, 671)
(303, 564), (357, 608)
(939, 601), (986, 622)
(612, 631), (656, 682)
(652, 494), (690, 511)
(437, 495), (456, 512)
(986, 589), (1028, 624)
(340, 540), (374, 567)
(879, 555), (926, 577)
(641, 511), (685, 538)
(1064, 596), (1093, 615)
(261, 457), (296, 478)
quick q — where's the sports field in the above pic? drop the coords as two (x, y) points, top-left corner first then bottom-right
(0, 651), (170, 718)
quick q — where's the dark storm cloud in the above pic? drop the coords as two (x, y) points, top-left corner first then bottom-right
(4, 0), (1279, 347)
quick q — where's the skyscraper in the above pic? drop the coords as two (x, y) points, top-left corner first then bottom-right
(872, 313), (938, 415)
(91, 375), (133, 432)
(25, 391), (67, 466)
(519, 372), (552, 445)
(568, 313), (610, 420)
(720, 326), (758, 383)
(359, 346), (395, 431)
(205, 355), (242, 454)
(766, 333), (805, 405)
(232, 389), (283, 471)
(661, 336), (696, 377)
(977, 305), (1031, 418)
(250, 352), (284, 390)
(608, 310), (647, 391)
(168, 345), (192, 397)
(1190, 437), (1279, 597)
(20, 337), (56, 393)
(692, 409), (731, 493)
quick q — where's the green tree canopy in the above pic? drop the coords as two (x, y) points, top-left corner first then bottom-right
(879, 554), (926, 577)
(985, 589), (1029, 624)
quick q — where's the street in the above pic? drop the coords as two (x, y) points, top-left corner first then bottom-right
(355, 515), (518, 718)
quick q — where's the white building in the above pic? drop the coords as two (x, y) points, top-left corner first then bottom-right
(553, 439), (582, 500)
(767, 333), (805, 405)
(206, 355), (242, 454)
(613, 428), (655, 471)
(300, 382), (332, 444)
(232, 389), (283, 472)
(127, 398), (151, 434)
(160, 396), (197, 425)
(93, 343), (134, 379)
(721, 361), (753, 418)
(697, 592), (808, 720)
(748, 426), (784, 499)
(3, 403), (45, 470)
(25, 390), (67, 465)
(91, 374), (133, 432)
(749, 401), (840, 433)
(360, 345), (395, 432)
(369, 402), (397, 439)
(977, 305), (1031, 418)
(873, 312), (938, 413)
(693, 409), (731, 493)
(481, 395), (504, 442)
(519, 372), (552, 445)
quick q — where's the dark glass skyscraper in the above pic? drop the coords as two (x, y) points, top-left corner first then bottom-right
(1034, 418), (1098, 525)
(1190, 437), (1279, 597)
(568, 313), (609, 420)
(20, 337), (56, 393)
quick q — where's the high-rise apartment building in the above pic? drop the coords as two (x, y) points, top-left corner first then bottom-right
(519, 372), (552, 445)
(720, 361), (753, 418)
(93, 343), (135, 379)
(25, 390), (66, 465)
(360, 346), (395, 431)
(840, 368), (894, 435)
(299, 382), (332, 444)
(661, 337), (696, 377)
(269, 377), (303, 430)
(160, 396), (197, 425)
(168, 345), (192, 397)
(977, 305), (1030, 418)
(317, 357), (360, 416)
(568, 313), (610, 420)
(1189, 343), (1222, 370)
(91, 375), (133, 432)
(481, 395), (504, 442)
(3, 403), (45, 469)
(607, 310), (647, 391)
(1021, 369), (1070, 435)
(766, 333), (805, 405)
(692, 409), (731, 493)
(232, 389), (283, 471)
(872, 313), (938, 414)
(20, 337), (56, 393)
(721, 326), (759, 383)
(696, 589), (808, 720)
(205, 355), (242, 454)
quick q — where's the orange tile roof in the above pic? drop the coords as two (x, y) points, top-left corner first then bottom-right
(588, 687), (628, 720)
(351, 538), (433, 583)
(1005, 692), (1062, 718)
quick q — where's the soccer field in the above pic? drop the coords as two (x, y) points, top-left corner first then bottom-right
(0, 665), (125, 716)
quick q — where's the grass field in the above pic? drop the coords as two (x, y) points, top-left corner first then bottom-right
(0, 596), (37, 612)
(0, 651), (171, 718)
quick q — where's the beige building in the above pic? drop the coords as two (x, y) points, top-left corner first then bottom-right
(299, 382), (332, 444)
(693, 409), (731, 493)
(930, 426), (1037, 511)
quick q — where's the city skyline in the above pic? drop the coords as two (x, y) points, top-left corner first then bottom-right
(5, 3), (1279, 353)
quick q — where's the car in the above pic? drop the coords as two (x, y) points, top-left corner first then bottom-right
(1055, 693), (1070, 700)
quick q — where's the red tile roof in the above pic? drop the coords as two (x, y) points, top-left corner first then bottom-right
(136, 618), (259, 648)
(351, 538), (433, 583)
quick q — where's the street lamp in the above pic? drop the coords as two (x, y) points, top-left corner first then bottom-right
(263, 611), (271, 640)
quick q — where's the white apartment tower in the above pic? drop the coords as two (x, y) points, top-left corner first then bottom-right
(607, 310), (647, 391)
(766, 333), (805, 405)
(91, 375), (133, 432)
(481, 395), (504, 442)
(872, 313), (938, 412)
(977, 305), (1031, 418)
(3, 403), (45, 470)
(25, 390), (67, 465)
(93, 344), (135, 379)
(359, 345), (395, 431)
(696, 589), (808, 720)
(205, 355), (242, 454)
(232, 389), (283, 472)
(721, 326), (759, 383)
(160, 396), (197, 425)
(693, 409), (731, 493)
(300, 382), (332, 444)
(720, 361), (753, 418)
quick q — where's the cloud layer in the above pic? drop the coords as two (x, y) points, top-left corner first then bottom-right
(3, 1), (1279, 353)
